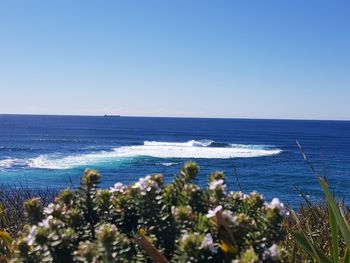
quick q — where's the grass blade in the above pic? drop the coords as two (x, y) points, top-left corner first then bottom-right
(297, 141), (350, 258)
(328, 202), (339, 263)
(133, 234), (169, 263)
(0, 229), (13, 253)
(290, 230), (333, 263)
(319, 178), (350, 249)
(291, 245), (296, 263)
(344, 248), (350, 263)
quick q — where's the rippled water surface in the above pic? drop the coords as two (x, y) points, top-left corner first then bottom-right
(1, 115), (349, 207)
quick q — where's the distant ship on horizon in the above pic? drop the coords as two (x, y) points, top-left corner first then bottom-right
(104, 114), (121, 117)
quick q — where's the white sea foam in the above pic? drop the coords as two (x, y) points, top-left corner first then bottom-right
(27, 140), (282, 170)
(230, 144), (274, 150)
(144, 140), (214, 147)
(0, 158), (22, 169)
(112, 143), (281, 159)
(159, 162), (178, 167)
(27, 152), (124, 170)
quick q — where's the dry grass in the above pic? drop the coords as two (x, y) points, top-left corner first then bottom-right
(283, 196), (350, 262)
(0, 184), (57, 236)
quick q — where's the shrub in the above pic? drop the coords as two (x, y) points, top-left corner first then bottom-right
(12, 162), (288, 262)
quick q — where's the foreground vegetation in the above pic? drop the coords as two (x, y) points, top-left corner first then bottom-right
(0, 159), (349, 262)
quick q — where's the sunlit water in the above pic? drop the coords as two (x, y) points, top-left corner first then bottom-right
(1, 115), (349, 207)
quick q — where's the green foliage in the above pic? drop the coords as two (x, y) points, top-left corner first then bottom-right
(12, 163), (287, 262)
(286, 142), (350, 263)
(0, 203), (13, 262)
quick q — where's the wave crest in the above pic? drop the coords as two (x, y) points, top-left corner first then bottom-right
(26, 140), (282, 170)
(0, 158), (23, 170)
(144, 140), (213, 147)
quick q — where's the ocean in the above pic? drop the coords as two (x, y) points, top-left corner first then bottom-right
(0, 114), (349, 207)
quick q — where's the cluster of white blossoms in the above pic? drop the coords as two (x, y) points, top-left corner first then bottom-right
(230, 191), (249, 200)
(24, 203), (60, 246)
(199, 233), (217, 253)
(183, 183), (200, 193)
(180, 232), (190, 243)
(206, 205), (223, 218)
(206, 205), (237, 224)
(209, 179), (227, 193)
(262, 244), (279, 259)
(38, 215), (53, 229)
(171, 205), (193, 217)
(222, 210), (237, 225)
(268, 244), (279, 258)
(132, 175), (160, 195)
(24, 225), (37, 246)
(180, 232), (217, 254)
(96, 223), (118, 237)
(171, 206), (177, 216)
(44, 203), (62, 215)
(109, 182), (126, 194)
(266, 198), (290, 217)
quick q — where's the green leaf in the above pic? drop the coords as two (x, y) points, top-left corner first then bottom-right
(0, 229), (13, 251)
(344, 248), (350, 263)
(297, 142), (350, 262)
(291, 245), (296, 263)
(328, 202), (339, 263)
(319, 178), (350, 249)
(290, 230), (333, 263)
(290, 231), (315, 259)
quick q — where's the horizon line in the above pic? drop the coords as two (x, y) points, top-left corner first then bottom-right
(0, 112), (349, 122)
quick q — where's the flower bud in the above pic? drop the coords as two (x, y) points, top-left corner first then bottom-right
(24, 198), (43, 224)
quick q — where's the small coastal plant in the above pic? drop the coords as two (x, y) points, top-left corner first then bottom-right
(12, 162), (288, 262)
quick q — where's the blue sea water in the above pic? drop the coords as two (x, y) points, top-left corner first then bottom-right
(0, 114), (350, 207)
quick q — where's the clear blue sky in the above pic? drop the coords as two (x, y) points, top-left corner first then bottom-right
(0, 1), (349, 120)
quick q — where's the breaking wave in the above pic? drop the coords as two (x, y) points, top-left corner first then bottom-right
(144, 140), (214, 147)
(0, 158), (23, 170)
(24, 140), (282, 170)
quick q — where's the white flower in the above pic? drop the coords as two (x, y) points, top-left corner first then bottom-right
(200, 233), (217, 253)
(229, 191), (248, 200)
(266, 198), (290, 217)
(132, 175), (160, 195)
(181, 232), (189, 242)
(149, 180), (160, 193)
(269, 244), (279, 258)
(133, 175), (150, 192)
(25, 225), (37, 246)
(96, 223), (118, 236)
(262, 243), (280, 259)
(171, 206), (176, 215)
(209, 179), (225, 190)
(44, 203), (54, 215)
(250, 191), (263, 199)
(235, 191), (243, 197)
(184, 184), (200, 192)
(109, 182), (125, 193)
(260, 237), (267, 248)
(39, 215), (53, 229)
(206, 205), (223, 218)
(223, 211), (237, 225)
(44, 203), (61, 215)
(267, 198), (281, 209)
